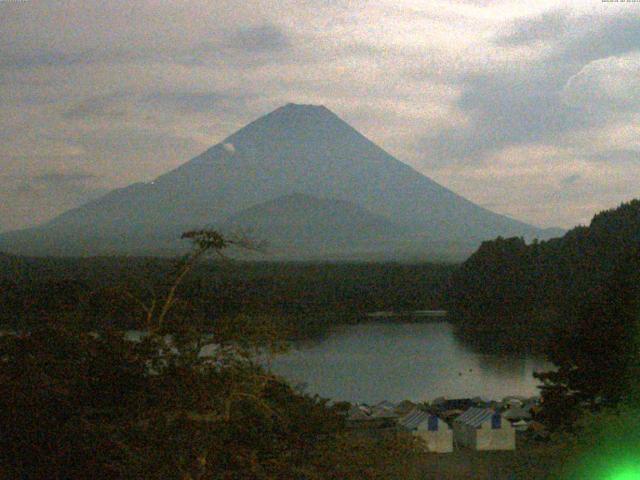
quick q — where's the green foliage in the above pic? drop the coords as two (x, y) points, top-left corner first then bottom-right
(447, 199), (640, 428)
(448, 199), (640, 338)
(533, 263), (640, 431)
(181, 230), (230, 251)
(0, 231), (424, 479)
(0, 257), (454, 337)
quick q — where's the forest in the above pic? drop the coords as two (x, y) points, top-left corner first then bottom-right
(0, 255), (454, 339)
(446, 199), (640, 353)
(0, 231), (432, 479)
(447, 200), (640, 452)
(2, 202), (640, 478)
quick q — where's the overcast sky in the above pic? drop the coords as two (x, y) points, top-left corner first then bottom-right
(1, 0), (639, 232)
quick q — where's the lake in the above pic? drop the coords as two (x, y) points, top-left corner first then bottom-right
(268, 321), (552, 404)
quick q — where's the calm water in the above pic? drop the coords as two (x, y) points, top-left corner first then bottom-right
(269, 322), (552, 404)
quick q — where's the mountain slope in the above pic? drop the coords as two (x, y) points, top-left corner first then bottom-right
(222, 193), (409, 257)
(0, 103), (561, 257)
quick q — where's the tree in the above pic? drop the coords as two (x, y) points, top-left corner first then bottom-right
(0, 230), (276, 479)
(0, 230), (422, 479)
(534, 251), (640, 431)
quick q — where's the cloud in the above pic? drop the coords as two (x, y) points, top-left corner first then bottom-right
(179, 23), (296, 68)
(0, 171), (107, 230)
(75, 129), (205, 184)
(1, 1), (640, 230)
(496, 11), (640, 65)
(422, 11), (640, 166)
(141, 91), (253, 115)
(1, 171), (100, 194)
(31, 172), (98, 185)
(223, 24), (291, 52)
(421, 64), (580, 164)
(561, 174), (581, 185)
(496, 9), (569, 46)
(589, 149), (640, 164)
(554, 14), (640, 65)
(0, 47), (96, 69)
(561, 53), (640, 114)
(63, 93), (130, 119)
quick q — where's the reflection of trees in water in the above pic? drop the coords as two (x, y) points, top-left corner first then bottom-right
(272, 321), (553, 402)
(474, 354), (528, 380)
(450, 321), (544, 355)
(449, 323), (551, 382)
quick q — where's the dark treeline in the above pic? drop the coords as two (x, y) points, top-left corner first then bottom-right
(0, 257), (454, 338)
(446, 199), (640, 353)
(446, 199), (640, 435)
(1, 232), (429, 480)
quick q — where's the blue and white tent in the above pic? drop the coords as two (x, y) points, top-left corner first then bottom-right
(455, 407), (502, 428)
(399, 409), (453, 453)
(399, 409), (429, 430)
(453, 407), (515, 451)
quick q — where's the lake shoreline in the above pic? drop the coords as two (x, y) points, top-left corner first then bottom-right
(271, 321), (552, 404)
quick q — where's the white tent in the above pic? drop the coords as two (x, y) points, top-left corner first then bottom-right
(453, 407), (515, 451)
(399, 409), (453, 453)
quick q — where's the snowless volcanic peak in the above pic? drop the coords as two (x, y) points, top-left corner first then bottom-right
(0, 104), (561, 258)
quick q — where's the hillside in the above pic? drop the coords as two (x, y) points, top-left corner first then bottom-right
(222, 193), (411, 258)
(446, 199), (640, 352)
(0, 103), (561, 258)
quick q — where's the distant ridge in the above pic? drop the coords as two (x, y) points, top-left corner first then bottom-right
(222, 193), (409, 257)
(0, 103), (563, 259)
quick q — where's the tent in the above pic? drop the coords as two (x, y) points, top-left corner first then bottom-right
(399, 409), (453, 453)
(453, 407), (515, 451)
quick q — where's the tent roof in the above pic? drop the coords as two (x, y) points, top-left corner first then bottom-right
(399, 409), (429, 429)
(454, 407), (497, 428)
(399, 409), (447, 430)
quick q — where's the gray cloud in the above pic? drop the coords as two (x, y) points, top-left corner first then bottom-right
(1, 171), (100, 192)
(179, 23), (295, 67)
(423, 12), (640, 166)
(223, 24), (291, 53)
(422, 65), (581, 164)
(589, 150), (640, 164)
(495, 10), (640, 64)
(31, 172), (98, 185)
(63, 90), (255, 121)
(0, 46), (96, 69)
(497, 9), (569, 46)
(63, 93), (130, 119)
(75, 130), (204, 183)
(0, 171), (107, 230)
(141, 91), (254, 115)
(2, 1), (640, 230)
(561, 174), (581, 186)
(554, 14), (640, 65)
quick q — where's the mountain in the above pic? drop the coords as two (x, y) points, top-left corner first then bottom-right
(222, 193), (409, 258)
(0, 103), (562, 258)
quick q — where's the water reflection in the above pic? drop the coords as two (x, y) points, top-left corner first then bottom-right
(270, 321), (553, 403)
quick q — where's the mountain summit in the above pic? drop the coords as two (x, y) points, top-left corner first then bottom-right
(0, 103), (561, 258)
